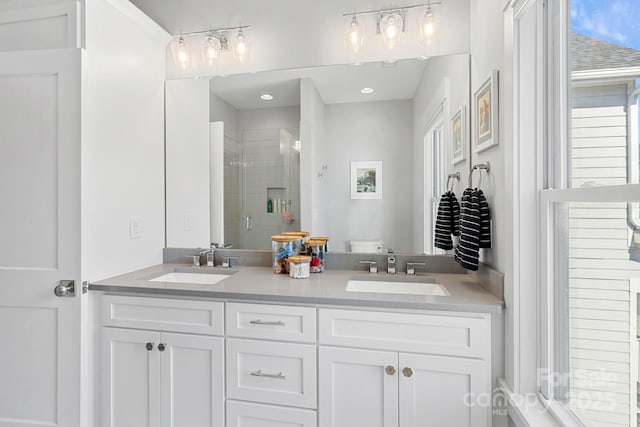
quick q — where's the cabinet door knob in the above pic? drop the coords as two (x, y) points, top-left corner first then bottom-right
(385, 365), (396, 376)
(402, 367), (413, 377)
(145, 342), (154, 351)
(158, 343), (166, 352)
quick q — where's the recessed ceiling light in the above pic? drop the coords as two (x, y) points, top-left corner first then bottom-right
(260, 94), (274, 101)
(360, 87), (374, 94)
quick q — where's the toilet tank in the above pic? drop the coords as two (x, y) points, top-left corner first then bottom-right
(349, 240), (384, 253)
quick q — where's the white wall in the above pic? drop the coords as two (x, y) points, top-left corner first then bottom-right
(316, 100), (414, 252)
(413, 53), (471, 253)
(165, 78), (211, 248)
(300, 78), (326, 235)
(82, 0), (169, 281)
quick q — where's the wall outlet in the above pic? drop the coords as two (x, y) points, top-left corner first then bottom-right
(183, 214), (192, 231)
(129, 216), (142, 239)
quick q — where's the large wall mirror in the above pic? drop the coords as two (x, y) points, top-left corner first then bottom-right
(166, 53), (471, 253)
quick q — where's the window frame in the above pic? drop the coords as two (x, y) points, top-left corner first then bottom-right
(536, 0), (640, 424)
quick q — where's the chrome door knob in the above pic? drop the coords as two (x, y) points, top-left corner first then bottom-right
(385, 365), (396, 376)
(402, 367), (413, 377)
(54, 280), (75, 297)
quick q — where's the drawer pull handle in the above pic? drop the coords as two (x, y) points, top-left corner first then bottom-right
(250, 370), (286, 380)
(385, 366), (396, 376)
(249, 319), (285, 326)
(402, 367), (413, 377)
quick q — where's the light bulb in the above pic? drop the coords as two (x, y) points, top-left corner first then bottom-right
(346, 16), (364, 54)
(171, 36), (190, 69)
(380, 12), (403, 49)
(233, 29), (251, 63)
(201, 33), (220, 66)
(419, 8), (437, 46)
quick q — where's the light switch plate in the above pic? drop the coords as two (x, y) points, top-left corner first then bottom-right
(129, 216), (142, 239)
(184, 214), (192, 231)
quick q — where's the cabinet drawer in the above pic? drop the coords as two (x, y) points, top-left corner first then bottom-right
(226, 302), (316, 342)
(318, 308), (489, 358)
(102, 295), (224, 335)
(226, 338), (317, 409)
(227, 400), (317, 427)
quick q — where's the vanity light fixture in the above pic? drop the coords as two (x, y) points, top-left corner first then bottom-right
(419, 1), (438, 46)
(360, 87), (374, 94)
(343, 2), (442, 54)
(260, 94), (274, 101)
(171, 35), (191, 70)
(347, 15), (365, 54)
(169, 25), (251, 69)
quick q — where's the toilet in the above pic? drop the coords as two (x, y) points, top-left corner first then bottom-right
(349, 240), (384, 253)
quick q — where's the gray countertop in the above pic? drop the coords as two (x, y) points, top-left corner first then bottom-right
(90, 263), (504, 314)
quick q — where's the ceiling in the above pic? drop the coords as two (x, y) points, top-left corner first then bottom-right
(209, 58), (428, 109)
(130, 0), (470, 79)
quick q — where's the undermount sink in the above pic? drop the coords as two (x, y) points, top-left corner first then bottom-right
(345, 276), (449, 296)
(149, 270), (234, 285)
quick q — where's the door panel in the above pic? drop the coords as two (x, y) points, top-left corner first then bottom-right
(0, 49), (81, 427)
(161, 333), (225, 427)
(102, 328), (161, 427)
(319, 346), (398, 427)
(398, 353), (489, 427)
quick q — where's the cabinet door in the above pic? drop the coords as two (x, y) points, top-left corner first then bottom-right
(398, 353), (489, 427)
(160, 333), (225, 427)
(102, 328), (161, 427)
(319, 346), (398, 427)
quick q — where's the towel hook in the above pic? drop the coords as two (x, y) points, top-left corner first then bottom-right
(468, 162), (490, 188)
(446, 172), (460, 192)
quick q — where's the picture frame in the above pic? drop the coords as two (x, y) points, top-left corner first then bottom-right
(451, 105), (466, 164)
(473, 70), (499, 153)
(350, 161), (382, 200)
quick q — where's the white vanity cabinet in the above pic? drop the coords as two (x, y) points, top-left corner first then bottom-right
(225, 302), (318, 427)
(318, 308), (491, 427)
(100, 296), (225, 427)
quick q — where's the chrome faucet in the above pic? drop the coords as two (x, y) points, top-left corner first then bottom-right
(387, 249), (396, 274)
(359, 260), (378, 273)
(222, 256), (239, 268)
(406, 262), (426, 275)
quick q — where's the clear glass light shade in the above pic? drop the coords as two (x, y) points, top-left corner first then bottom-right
(201, 33), (221, 66)
(380, 12), (403, 49)
(171, 36), (190, 69)
(346, 16), (364, 54)
(419, 9), (438, 46)
(233, 29), (251, 63)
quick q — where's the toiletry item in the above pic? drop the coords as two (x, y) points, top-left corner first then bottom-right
(282, 231), (310, 254)
(267, 198), (273, 213)
(288, 255), (311, 279)
(275, 198), (280, 213)
(206, 251), (214, 267)
(281, 200), (286, 212)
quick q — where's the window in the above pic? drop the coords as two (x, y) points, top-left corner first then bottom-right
(539, 1), (640, 426)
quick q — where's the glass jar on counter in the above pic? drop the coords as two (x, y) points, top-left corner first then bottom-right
(310, 236), (329, 252)
(282, 231), (310, 254)
(304, 239), (325, 273)
(271, 235), (299, 274)
(288, 255), (311, 279)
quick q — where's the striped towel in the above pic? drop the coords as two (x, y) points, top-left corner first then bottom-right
(434, 191), (460, 250)
(478, 189), (491, 248)
(455, 188), (481, 271)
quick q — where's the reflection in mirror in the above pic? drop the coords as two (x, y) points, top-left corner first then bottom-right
(165, 54), (470, 252)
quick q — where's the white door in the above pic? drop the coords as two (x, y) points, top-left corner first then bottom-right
(398, 353), (488, 427)
(161, 333), (225, 427)
(0, 49), (82, 427)
(102, 328), (161, 427)
(318, 346), (398, 427)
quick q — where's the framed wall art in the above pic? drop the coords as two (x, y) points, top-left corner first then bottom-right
(473, 70), (499, 153)
(451, 105), (466, 164)
(350, 161), (382, 200)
